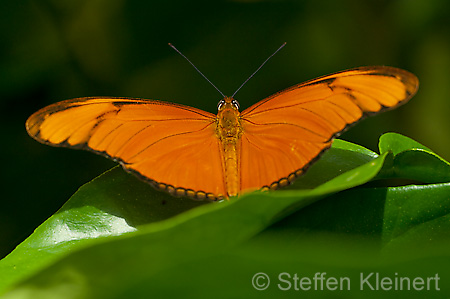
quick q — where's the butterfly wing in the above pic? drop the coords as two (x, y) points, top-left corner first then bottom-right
(26, 97), (225, 200)
(239, 66), (419, 191)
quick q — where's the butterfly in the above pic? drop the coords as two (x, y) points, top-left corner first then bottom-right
(26, 46), (418, 201)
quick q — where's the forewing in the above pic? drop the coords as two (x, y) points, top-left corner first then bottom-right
(26, 97), (225, 200)
(239, 66), (419, 190)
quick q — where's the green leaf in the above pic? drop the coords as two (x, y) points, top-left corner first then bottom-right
(0, 140), (386, 296)
(0, 167), (208, 294)
(379, 132), (433, 155)
(382, 183), (450, 259)
(377, 132), (450, 183)
(2, 133), (449, 298)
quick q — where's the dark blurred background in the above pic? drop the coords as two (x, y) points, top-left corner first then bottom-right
(1, 0), (449, 258)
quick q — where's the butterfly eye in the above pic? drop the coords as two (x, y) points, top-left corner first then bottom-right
(217, 99), (225, 111)
(231, 99), (240, 110)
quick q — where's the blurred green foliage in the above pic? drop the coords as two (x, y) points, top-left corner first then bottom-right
(1, 0), (450, 266)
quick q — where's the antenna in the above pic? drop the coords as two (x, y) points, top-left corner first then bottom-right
(231, 42), (286, 98)
(168, 43), (225, 98)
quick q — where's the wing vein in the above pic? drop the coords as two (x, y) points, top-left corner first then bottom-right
(242, 119), (328, 139)
(128, 121), (215, 161)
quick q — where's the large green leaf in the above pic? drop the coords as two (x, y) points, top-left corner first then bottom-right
(151, 183), (450, 299)
(1, 133), (449, 298)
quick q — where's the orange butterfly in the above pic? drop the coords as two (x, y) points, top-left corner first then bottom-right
(26, 47), (418, 201)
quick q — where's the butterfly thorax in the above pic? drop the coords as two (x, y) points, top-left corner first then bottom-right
(215, 97), (243, 197)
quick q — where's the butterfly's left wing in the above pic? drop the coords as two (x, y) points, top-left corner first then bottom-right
(26, 97), (226, 200)
(239, 66), (419, 191)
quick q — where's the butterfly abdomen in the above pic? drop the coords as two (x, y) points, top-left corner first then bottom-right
(220, 138), (240, 197)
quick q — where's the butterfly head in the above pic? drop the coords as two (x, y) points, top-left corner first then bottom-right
(217, 97), (240, 112)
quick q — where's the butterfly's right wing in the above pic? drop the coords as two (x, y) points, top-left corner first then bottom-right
(26, 97), (225, 200)
(239, 66), (419, 192)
